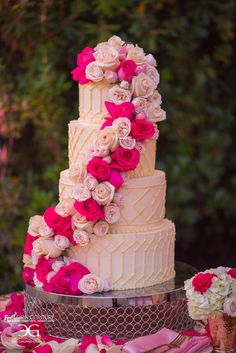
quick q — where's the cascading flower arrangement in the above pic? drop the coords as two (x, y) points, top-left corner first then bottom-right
(22, 35), (166, 296)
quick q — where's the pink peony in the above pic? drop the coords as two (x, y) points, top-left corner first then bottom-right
(44, 262), (90, 295)
(87, 157), (111, 182)
(130, 119), (155, 141)
(105, 101), (135, 120)
(117, 60), (137, 83)
(74, 198), (104, 222)
(111, 147), (140, 172)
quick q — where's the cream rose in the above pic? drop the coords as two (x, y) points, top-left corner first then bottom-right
(104, 203), (120, 224)
(78, 274), (107, 294)
(52, 260), (64, 272)
(132, 97), (148, 113)
(38, 220), (54, 238)
(107, 35), (124, 49)
(54, 235), (70, 251)
(32, 238), (62, 258)
(108, 85), (131, 105)
(97, 126), (119, 152)
(112, 117), (131, 138)
(92, 182), (115, 206)
(71, 212), (94, 234)
(55, 199), (75, 217)
(131, 73), (155, 98)
(94, 44), (119, 71)
(71, 183), (91, 202)
(84, 174), (98, 191)
(68, 162), (87, 184)
(85, 62), (104, 82)
(28, 215), (43, 236)
(73, 229), (90, 246)
(146, 64), (160, 86)
(119, 136), (136, 150)
(23, 254), (34, 269)
(127, 44), (146, 64)
(93, 220), (109, 237)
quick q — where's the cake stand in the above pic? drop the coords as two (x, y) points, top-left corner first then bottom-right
(24, 261), (197, 341)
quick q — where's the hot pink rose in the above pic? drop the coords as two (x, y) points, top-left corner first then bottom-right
(77, 47), (95, 66)
(130, 119), (155, 141)
(24, 233), (38, 256)
(192, 272), (215, 293)
(108, 169), (124, 191)
(35, 257), (54, 284)
(74, 198), (104, 222)
(87, 157), (111, 182)
(22, 267), (35, 286)
(71, 65), (90, 84)
(117, 60), (137, 83)
(111, 147), (140, 172)
(105, 101), (135, 120)
(44, 262), (90, 295)
(44, 207), (71, 233)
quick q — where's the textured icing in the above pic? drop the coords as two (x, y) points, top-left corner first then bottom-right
(68, 219), (175, 290)
(68, 120), (156, 178)
(59, 170), (166, 233)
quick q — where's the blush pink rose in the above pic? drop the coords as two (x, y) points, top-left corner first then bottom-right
(108, 85), (131, 105)
(44, 262), (90, 295)
(104, 70), (118, 83)
(71, 212), (94, 234)
(94, 44), (119, 71)
(71, 183), (91, 202)
(145, 53), (157, 67)
(111, 147), (140, 172)
(85, 62), (104, 82)
(146, 64), (160, 86)
(84, 174), (98, 191)
(93, 220), (109, 237)
(135, 64), (147, 75)
(28, 215), (43, 236)
(92, 182), (115, 206)
(107, 35), (124, 49)
(33, 238), (62, 259)
(68, 162), (87, 184)
(87, 144), (109, 160)
(130, 119), (155, 141)
(112, 117), (131, 138)
(119, 136), (136, 150)
(127, 44), (146, 65)
(22, 267), (35, 286)
(131, 72), (155, 98)
(78, 274), (110, 294)
(74, 198), (104, 222)
(87, 157), (111, 182)
(132, 97), (148, 114)
(73, 229), (90, 246)
(117, 60), (136, 83)
(119, 46), (128, 60)
(55, 199), (75, 217)
(104, 203), (120, 224)
(54, 235), (70, 251)
(105, 101), (135, 120)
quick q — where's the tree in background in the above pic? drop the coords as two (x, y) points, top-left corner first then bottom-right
(0, 0), (235, 293)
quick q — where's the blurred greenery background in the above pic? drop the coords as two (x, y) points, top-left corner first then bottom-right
(0, 0), (235, 293)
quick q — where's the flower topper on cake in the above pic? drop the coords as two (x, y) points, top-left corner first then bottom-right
(22, 35), (166, 296)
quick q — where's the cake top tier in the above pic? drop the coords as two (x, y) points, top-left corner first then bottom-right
(71, 35), (166, 124)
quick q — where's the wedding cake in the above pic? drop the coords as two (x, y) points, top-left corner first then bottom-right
(22, 36), (175, 294)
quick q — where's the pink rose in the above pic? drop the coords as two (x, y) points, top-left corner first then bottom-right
(127, 44), (146, 64)
(135, 64), (147, 75)
(132, 97), (148, 114)
(119, 46), (128, 60)
(71, 183), (91, 202)
(44, 207), (72, 234)
(192, 272), (215, 293)
(77, 47), (95, 66)
(136, 111), (147, 120)
(107, 35), (124, 49)
(224, 296), (236, 317)
(108, 169), (124, 191)
(87, 157), (111, 182)
(78, 274), (109, 294)
(24, 233), (38, 256)
(35, 257), (54, 284)
(68, 163), (87, 184)
(33, 238), (62, 258)
(85, 62), (104, 82)
(112, 117), (131, 138)
(119, 136), (136, 150)
(74, 198), (104, 222)
(105, 101), (135, 120)
(104, 203), (120, 224)
(94, 44), (119, 71)
(97, 126), (119, 152)
(44, 262), (90, 295)
(130, 119), (155, 141)
(84, 174), (98, 191)
(145, 53), (157, 67)
(108, 85), (131, 105)
(104, 70), (118, 83)
(22, 267), (35, 286)
(146, 64), (160, 86)
(73, 229), (90, 246)
(55, 199), (75, 217)
(54, 235), (70, 251)
(131, 73), (155, 98)
(148, 90), (162, 104)
(92, 182), (115, 206)
(71, 212), (94, 234)
(117, 60), (136, 83)
(93, 220), (109, 237)
(111, 147), (140, 172)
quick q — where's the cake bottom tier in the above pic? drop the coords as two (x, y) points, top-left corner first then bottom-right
(68, 219), (175, 290)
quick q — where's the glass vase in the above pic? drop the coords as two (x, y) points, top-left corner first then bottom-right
(208, 313), (236, 353)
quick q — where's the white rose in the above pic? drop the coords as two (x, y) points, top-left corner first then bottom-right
(127, 44), (146, 64)
(107, 35), (124, 49)
(112, 117), (131, 138)
(33, 238), (62, 259)
(55, 199), (75, 217)
(85, 62), (104, 82)
(119, 136), (136, 150)
(146, 64), (160, 86)
(71, 212), (94, 234)
(68, 163), (87, 184)
(93, 220), (109, 237)
(108, 85), (131, 105)
(94, 44), (119, 71)
(73, 229), (90, 246)
(131, 73), (155, 98)
(145, 53), (157, 67)
(54, 235), (70, 251)
(71, 183), (91, 202)
(97, 126), (119, 152)
(104, 203), (120, 224)
(92, 182), (115, 206)
(38, 219), (54, 238)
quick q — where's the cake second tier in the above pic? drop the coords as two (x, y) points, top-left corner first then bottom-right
(59, 169), (166, 234)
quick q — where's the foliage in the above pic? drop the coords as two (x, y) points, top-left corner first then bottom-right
(0, 0), (235, 293)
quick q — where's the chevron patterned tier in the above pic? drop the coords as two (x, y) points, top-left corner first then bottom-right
(68, 120), (156, 178)
(68, 219), (176, 290)
(59, 170), (166, 233)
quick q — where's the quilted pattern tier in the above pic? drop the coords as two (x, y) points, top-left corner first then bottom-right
(68, 120), (156, 179)
(67, 219), (176, 290)
(59, 170), (166, 233)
